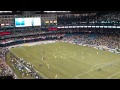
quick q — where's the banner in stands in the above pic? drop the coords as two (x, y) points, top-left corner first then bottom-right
(48, 27), (57, 31)
(0, 31), (11, 36)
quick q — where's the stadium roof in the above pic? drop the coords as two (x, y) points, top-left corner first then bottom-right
(0, 11), (119, 15)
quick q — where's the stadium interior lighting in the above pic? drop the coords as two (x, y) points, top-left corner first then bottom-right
(0, 11), (12, 13)
(44, 11), (70, 13)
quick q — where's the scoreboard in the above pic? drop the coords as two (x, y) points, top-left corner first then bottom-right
(15, 17), (41, 27)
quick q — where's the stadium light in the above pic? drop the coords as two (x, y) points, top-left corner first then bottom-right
(0, 11), (12, 13)
(44, 11), (70, 13)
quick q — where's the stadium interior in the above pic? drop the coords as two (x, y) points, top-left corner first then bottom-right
(0, 11), (120, 79)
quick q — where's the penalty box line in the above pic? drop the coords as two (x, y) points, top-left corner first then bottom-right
(90, 63), (107, 70)
(107, 70), (120, 79)
(75, 58), (120, 79)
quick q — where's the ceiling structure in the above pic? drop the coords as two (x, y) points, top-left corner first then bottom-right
(0, 11), (119, 15)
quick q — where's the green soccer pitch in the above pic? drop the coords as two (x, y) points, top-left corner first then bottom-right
(6, 42), (120, 79)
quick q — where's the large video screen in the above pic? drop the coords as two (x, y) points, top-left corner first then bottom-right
(15, 17), (41, 27)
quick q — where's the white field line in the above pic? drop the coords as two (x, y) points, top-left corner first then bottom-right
(10, 50), (47, 79)
(56, 50), (94, 69)
(54, 48), (92, 68)
(90, 63), (107, 70)
(34, 68), (47, 79)
(107, 70), (120, 79)
(75, 58), (120, 79)
(10, 42), (120, 79)
(11, 47), (75, 79)
(53, 44), (95, 60)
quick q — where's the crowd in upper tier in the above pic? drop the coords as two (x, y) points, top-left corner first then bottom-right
(58, 12), (120, 26)
(63, 33), (120, 49)
(0, 28), (120, 49)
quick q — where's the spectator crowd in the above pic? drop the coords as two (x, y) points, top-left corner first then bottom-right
(0, 48), (18, 79)
(62, 33), (120, 49)
(9, 54), (40, 79)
